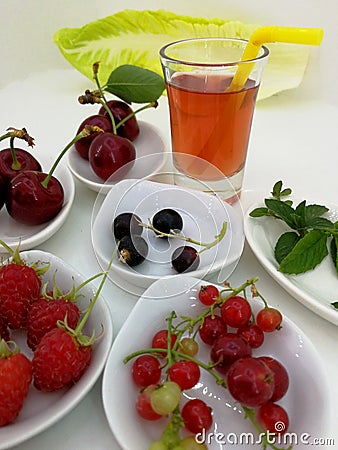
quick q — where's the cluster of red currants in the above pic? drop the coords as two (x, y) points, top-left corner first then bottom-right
(124, 279), (290, 450)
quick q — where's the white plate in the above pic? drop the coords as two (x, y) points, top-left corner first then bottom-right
(102, 276), (329, 450)
(91, 179), (244, 296)
(244, 199), (338, 326)
(0, 164), (75, 254)
(0, 250), (113, 450)
(67, 120), (168, 193)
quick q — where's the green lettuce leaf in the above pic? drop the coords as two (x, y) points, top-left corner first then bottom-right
(53, 9), (310, 101)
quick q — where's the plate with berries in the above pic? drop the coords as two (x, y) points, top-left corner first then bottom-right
(67, 120), (168, 194)
(102, 275), (329, 450)
(0, 249), (113, 449)
(0, 127), (76, 254)
(91, 178), (245, 296)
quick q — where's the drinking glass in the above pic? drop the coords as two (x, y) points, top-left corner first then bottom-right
(160, 38), (269, 203)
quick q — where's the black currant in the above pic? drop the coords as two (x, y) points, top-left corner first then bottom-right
(113, 212), (142, 241)
(152, 208), (183, 236)
(171, 245), (200, 273)
(118, 235), (148, 267)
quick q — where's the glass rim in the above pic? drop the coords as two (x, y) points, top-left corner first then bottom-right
(159, 37), (269, 67)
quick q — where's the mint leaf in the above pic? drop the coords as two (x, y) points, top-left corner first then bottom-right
(304, 204), (329, 223)
(249, 207), (271, 217)
(278, 229), (328, 274)
(331, 301), (338, 310)
(307, 217), (334, 229)
(264, 198), (297, 229)
(274, 231), (301, 264)
(105, 64), (165, 103)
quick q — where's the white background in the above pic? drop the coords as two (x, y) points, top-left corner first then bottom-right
(1, 1), (338, 449)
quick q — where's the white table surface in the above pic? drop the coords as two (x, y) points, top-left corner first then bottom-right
(1, 67), (338, 449)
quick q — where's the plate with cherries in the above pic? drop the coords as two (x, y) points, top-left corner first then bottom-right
(0, 127), (75, 253)
(67, 99), (168, 193)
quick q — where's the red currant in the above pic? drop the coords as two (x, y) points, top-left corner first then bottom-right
(220, 296), (252, 328)
(198, 285), (219, 306)
(131, 354), (161, 387)
(226, 356), (274, 407)
(256, 307), (283, 332)
(151, 329), (178, 355)
(257, 356), (289, 401)
(210, 333), (252, 374)
(136, 384), (162, 421)
(257, 402), (289, 434)
(181, 399), (213, 434)
(169, 360), (200, 390)
(198, 314), (227, 345)
(237, 323), (265, 349)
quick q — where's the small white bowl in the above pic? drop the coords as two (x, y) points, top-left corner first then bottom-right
(67, 120), (168, 193)
(91, 179), (245, 296)
(0, 164), (75, 254)
(0, 250), (113, 449)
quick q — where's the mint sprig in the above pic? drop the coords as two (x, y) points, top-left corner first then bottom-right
(250, 181), (338, 275)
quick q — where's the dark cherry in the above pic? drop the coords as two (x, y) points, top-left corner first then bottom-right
(6, 171), (64, 225)
(118, 235), (148, 267)
(99, 100), (140, 141)
(113, 212), (143, 241)
(171, 245), (199, 273)
(152, 208), (183, 236)
(210, 333), (252, 375)
(74, 114), (112, 160)
(0, 148), (41, 184)
(0, 174), (5, 210)
(88, 132), (136, 181)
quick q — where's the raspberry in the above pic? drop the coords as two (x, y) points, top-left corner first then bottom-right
(0, 263), (42, 329)
(0, 340), (32, 426)
(26, 298), (80, 350)
(33, 327), (92, 392)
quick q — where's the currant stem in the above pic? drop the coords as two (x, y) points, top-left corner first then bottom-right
(140, 220), (227, 252)
(41, 126), (103, 189)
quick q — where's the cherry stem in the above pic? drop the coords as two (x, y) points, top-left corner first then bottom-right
(41, 126), (102, 189)
(92, 63), (117, 134)
(9, 137), (21, 170)
(115, 101), (158, 130)
(140, 220), (228, 253)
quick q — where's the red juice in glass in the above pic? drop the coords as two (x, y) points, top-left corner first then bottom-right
(167, 73), (259, 181)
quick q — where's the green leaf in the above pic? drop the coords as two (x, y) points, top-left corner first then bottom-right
(330, 237), (338, 270)
(105, 65), (165, 103)
(330, 301), (338, 310)
(264, 198), (297, 229)
(53, 9), (310, 101)
(278, 229), (328, 274)
(307, 217), (334, 229)
(304, 204), (329, 223)
(274, 231), (301, 264)
(249, 207), (270, 218)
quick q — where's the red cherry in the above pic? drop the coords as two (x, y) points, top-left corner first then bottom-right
(74, 114), (112, 160)
(6, 171), (64, 225)
(99, 100), (140, 141)
(0, 174), (5, 210)
(0, 148), (41, 184)
(88, 132), (136, 181)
